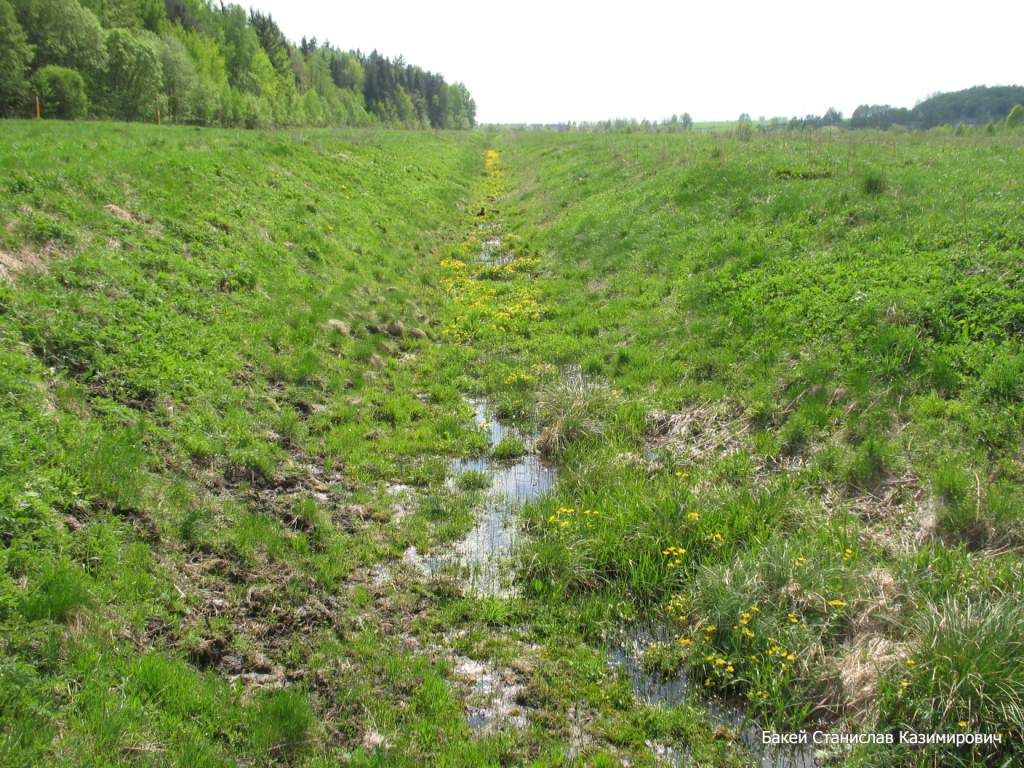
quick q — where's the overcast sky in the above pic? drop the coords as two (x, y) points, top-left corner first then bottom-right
(249, 0), (1023, 124)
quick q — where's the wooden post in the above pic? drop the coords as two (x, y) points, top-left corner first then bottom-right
(157, 109), (161, 125)
(35, 95), (40, 120)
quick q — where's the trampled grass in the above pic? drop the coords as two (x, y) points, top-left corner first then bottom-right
(2, 119), (1023, 766)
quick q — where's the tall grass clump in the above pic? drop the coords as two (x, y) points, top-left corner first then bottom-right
(880, 597), (1024, 761)
(19, 560), (92, 622)
(248, 689), (315, 761)
(535, 377), (619, 456)
(980, 349), (1024, 403)
(861, 170), (887, 195)
(842, 436), (897, 493)
(72, 423), (148, 513)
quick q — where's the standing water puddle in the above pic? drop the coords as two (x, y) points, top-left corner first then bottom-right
(610, 625), (820, 768)
(429, 397), (556, 597)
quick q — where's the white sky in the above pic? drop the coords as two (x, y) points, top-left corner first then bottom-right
(250, 0), (1024, 124)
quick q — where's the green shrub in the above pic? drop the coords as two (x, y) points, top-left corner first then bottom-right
(33, 65), (88, 119)
(0, 0), (32, 116)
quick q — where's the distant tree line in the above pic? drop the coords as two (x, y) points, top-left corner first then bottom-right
(492, 86), (1024, 135)
(0, 0), (476, 128)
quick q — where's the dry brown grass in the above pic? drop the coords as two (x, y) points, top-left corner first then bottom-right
(0, 242), (60, 281)
(646, 403), (748, 463)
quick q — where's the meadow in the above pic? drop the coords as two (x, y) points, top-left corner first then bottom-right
(1, 120), (1022, 767)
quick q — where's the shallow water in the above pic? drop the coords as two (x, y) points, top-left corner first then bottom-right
(439, 400), (818, 762)
(479, 234), (514, 266)
(433, 397), (556, 596)
(609, 624), (820, 768)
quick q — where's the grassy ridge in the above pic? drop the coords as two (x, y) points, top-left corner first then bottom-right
(495, 130), (1024, 765)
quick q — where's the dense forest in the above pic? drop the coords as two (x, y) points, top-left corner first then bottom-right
(0, 0), (476, 128)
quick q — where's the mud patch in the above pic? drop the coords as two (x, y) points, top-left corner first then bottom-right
(169, 550), (344, 695)
(453, 655), (528, 731)
(384, 482), (415, 526)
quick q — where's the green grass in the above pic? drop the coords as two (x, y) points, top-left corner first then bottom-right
(491, 437), (526, 460)
(0, 121), (756, 767)
(0, 119), (493, 765)
(3, 119), (1024, 766)
(487, 129), (1024, 765)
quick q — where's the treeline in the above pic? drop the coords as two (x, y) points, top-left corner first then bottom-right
(0, 0), (476, 129)
(850, 86), (1024, 130)
(495, 86), (1024, 135)
(750, 88), (1024, 133)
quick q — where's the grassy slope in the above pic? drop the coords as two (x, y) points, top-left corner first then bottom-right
(496, 130), (1024, 766)
(0, 121), (492, 766)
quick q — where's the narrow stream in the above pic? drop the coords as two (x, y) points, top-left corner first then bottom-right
(436, 229), (819, 766)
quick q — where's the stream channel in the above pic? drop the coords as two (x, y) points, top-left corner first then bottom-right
(437, 396), (818, 767)
(424, 226), (819, 766)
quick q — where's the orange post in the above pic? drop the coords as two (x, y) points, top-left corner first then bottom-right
(35, 95), (40, 120)
(157, 109), (161, 125)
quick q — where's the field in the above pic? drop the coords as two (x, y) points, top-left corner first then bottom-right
(1, 120), (1023, 767)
